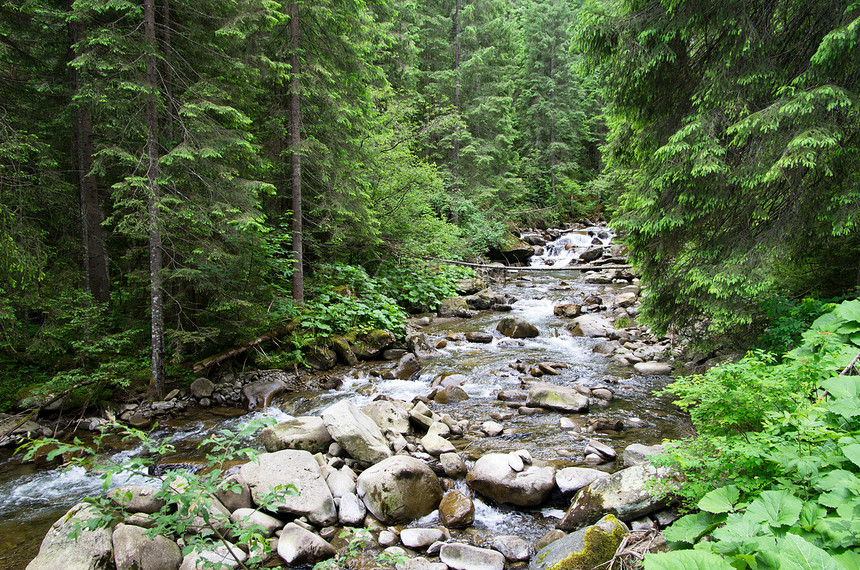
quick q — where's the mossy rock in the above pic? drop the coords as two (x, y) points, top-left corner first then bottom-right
(529, 514), (628, 570)
(350, 329), (396, 360)
(488, 232), (535, 264)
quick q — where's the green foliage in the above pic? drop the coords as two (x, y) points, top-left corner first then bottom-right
(378, 264), (475, 313)
(653, 299), (860, 567)
(312, 528), (404, 570)
(756, 297), (834, 356)
(21, 418), (293, 568)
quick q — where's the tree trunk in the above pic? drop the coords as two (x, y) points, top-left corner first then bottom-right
(144, 0), (165, 399)
(69, 13), (110, 305)
(289, 1), (304, 302)
(452, 0), (462, 195)
(549, 41), (556, 197)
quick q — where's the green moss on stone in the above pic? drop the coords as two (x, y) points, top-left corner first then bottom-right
(550, 514), (627, 570)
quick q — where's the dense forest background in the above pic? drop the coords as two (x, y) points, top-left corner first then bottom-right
(0, 0), (857, 406)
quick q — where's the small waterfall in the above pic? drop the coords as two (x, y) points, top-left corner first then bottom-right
(530, 228), (613, 268)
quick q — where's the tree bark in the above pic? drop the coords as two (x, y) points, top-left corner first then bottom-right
(549, 41), (556, 197)
(452, 0), (462, 196)
(289, 1), (304, 302)
(69, 13), (110, 305)
(144, 0), (166, 399)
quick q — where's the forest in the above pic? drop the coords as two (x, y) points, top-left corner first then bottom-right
(2, 0), (860, 566)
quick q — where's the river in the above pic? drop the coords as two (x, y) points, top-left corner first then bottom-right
(0, 229), (687, 569)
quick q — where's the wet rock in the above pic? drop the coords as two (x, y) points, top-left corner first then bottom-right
(578, 246), (604, 263)
(566, 315), (619, 339)
(383, 353), (421, 380)
(330, 336), (359, 365)
(438, 489), (474, 528)
(466, 453), (555, 507)
(239, 449), (337, 526)
(488, 233), (535, 264)
(465, 332), (494, 344)
(229, 508), (283, 536)
(190, 377), (215, 399)
(383, 348), (408, 361)
(356, 455), (443, 524)
(305, 343), (337, 370)
(531, 514), (628, 570)
(614, 292), (638, 308)
(26, 502), (113, 570)
(555, 467), (610, 495)
(591, 388), (613, 401)
(362, 400), (411, 434)
(496, 317), (539, 339)
(584, 439), (616, 460)
(350, 329), (397, 360)
(586, 418), (624, 432)
(633, 361), (673, 376)
(526, 382), (589, 413)
(535, 529), (566, 553)
(436, 373), (468, 388)
(465, 289), (505, 310)
(440, 543), (505, 570)
(591, 340), (619, 355)
(492, 535), (531, 562)
(438, 297), (476, 318)
(277, 523), (337, 566)
(400, 528), (446, 550)
(553, 303), (582, 318)
(497, 389), (528, 403)
(622, 443), (666, 468)
(434, 385), (469, 404)
(558, 465), (681, 530)
(397, 557), (448, 570)
(242, 379), (288, 411)
(260, 416), (333, 454)
(112, 523), (181, 570)
(321, 400), (392, 465)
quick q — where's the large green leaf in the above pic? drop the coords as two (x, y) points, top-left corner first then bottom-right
(843, 445), (860, 470)
(664, 511), (723, 544)
(777, 533), (841, 570)
(833, 300), (860, 326)
(643, 550), (735, 570)
(745, 490), (803, 528)
(698, 485), (741, 514)
(833, 549), (860, 570)
(819, 376), (860, 399)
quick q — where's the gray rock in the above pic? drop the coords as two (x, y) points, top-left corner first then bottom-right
(584, 439), (616, 460)
(112, 523), (182, 570)
(439, 452), (468, 478)
(239, 449), (337, 526)
(465, 332), (494, 343)
(260, 416), (333, 454)
(535, 529), (566, 553)
(190, 377), (215, 398)
(277, 523), (336, 566)
(338, 492), (367, 526)
(465, 453), (555, 507)
(553, 303), (582, 318)
(438, 297), (475, 318)
(623, 443), (666, 468)
(383, 353), (422, 380)
(326, 467), (357, 498)
(107, 486), (164, 515)
(434, 385), (469, 404)
(555, 467), (610, 495)
(356, 455), (443, 524)
(351, 329), (397, 360)
(378, 530), (399, 547)
(179, 541), (247, 570)
(229, 508), (283, 536)
(530, 515), (628, 570)
(614, 292), (638, 308)
(215, 474), (252, 512)
(491, 535), (531, 562)
(633, 361), (673, 376)
(421, 432), (455, 456)
(185, 495), (231, 535)
(321, 400), (392, 465)
(566, 315), (619, 339)
(26, 503), (113, 570)
(496, 317), (540, 338)
(440, 543), (505, 570)
(363, 400), (411, 434)
(396, 557), (448, 570)
(400, 528), (446, 549)
(526, 382), (589, 413)
(242, 379), (288, 411)
(558, 464), (681, 530)
(482, 420), (504, 436)
(578, 246), (604, 263)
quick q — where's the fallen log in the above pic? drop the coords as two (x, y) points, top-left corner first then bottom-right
(193, 324), (295, 374)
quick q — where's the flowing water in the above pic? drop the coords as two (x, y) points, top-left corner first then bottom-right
(0, 229), (687, 568)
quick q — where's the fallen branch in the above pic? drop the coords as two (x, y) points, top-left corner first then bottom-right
(429, 258), (632, 271)
(193, 324), (295, 374)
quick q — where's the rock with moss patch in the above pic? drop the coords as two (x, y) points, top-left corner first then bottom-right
(260, 416), (333, 454)
(355, 455), (443, 524)
(26, 502), (114, 570)
(530, 514), (628, 570)
(349, 329), (396, 360)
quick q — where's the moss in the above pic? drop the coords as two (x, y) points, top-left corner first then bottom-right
(550, 514), (628, 570)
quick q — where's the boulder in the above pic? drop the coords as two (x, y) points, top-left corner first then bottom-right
(555, 467), (610, 495)
(466, 453), (555, 507)
(438, 297), (476, 318)
(633, 361), (673, 376)
(434, 385), (469, 404)
(584, 439), (616, 460)
(190, 377), (215, 399)
(330, 336), (358, 366)
(179, 541), (247, 570)
(526, 383), (589, 413)
(242, 379), (288, 411)
(26, 502), (113, 570)
(492, 535), (531, 562)
(112, 524), (181, 570)
(239, 449), (337, 526)
(614, 292), (638, 308)
(578, 246), (604, 263)
(465, 332), (494, 343)
(229, 508), (283, 536)
(277, 523), (336, 566)
(439, 452), (468, 478)
(107, 486), (164, 515)
(622, 443), (666, 468)
(338, 492), (367, 526)
(558, 465), (680, 530)
(438, 489), (474, 528)
(383, 353), (422, 380)
(421, 432), (455, 456)
(350, 329), (396, 360)
(496, 317), (539, 339)
(454, 278), (487, 295)
(397, 557), (449, 570)
(326, 467), (357, 498)
(185, 495), (231, 535)
(260, 416), (333, 454)
(400, 528), (446, 550)
(530, 514), (628, 570)
(440, 543), (505, 570)
(215, 474), (252, 512)
(321, 400), (392, 465)
(362, 400), (411, 434)
(553, 303), (582, 318)
(465, 289), (505, 310)
(356, 455), (443, 524)
(566, 315), (619, 339)
(304, 343), (337, 370)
